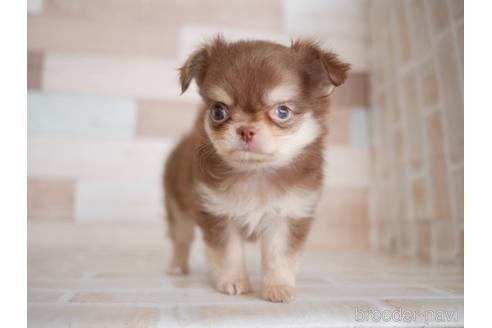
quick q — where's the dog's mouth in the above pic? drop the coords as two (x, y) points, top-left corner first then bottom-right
(228, 149), (274, 161)
(221, 149), (277, 169)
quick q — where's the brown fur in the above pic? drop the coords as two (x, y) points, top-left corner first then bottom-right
(164, 36), (349, 302)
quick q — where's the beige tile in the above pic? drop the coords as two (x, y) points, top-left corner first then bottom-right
(379, 220), (398, 254)
(328, 109), (350, 145)
(428, 0), (452, 35)
(27, 52), (43, 90)
(28, 223), (166, 250)
(41, 53), (196, 101)
(434, 283), (464, 295)
(28, 291), (63, 303)
(419, 58), (440, 108)
(69, 285), (442, 305)
(387, 86), (400, 126)
(333, 274), (463, 285)
(28, 137), (174, 178)
(395, 175), (408, 222)
(411, 177), (429, 221)
(436, 33), (464, 164)
(330, 73), (369, 107)
(27, 178), (75, 222)
(431, 221), (457, 262)
(315, 188), (369, 225)
(75, 177), (162, 222)
(456, 21), (464, 83)
(42, 53), (200, 101)
(429, 157), (452, 220)
(28, 305), (161, 328)
(70, 290), (257, 304)
(136, 100), (200, 138)
(407, 0), (432, 60)
(382, 28), (397, 82)
(416, 221), (432, 262)
(394, 0), (413, 64)
(43, 0), (283, 32)
(426, 111), (446, 159)
(457, 226), (464, 262)
(370, 95), (383, 139)
(303, 286), (442, 299)
(324, 146), (370, 188)
(393, 129), (404, 168)
(28, 15), (179, 58)
(371, 146), (382, 177)
(284, 0), (368, 41)
(396, 220), (412, 255)
(426, 112), (452, 220)
(452, 166), (464, 221)
(172, 301), (380, 327)
(308, 222), (370, 251)
(402, 71), (424, 172)
(448, 0), (464, 20)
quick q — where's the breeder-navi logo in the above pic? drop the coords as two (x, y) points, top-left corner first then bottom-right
(354, 307), (459, 323)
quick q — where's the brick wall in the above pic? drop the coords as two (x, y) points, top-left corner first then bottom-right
(368, 0), (463, 263)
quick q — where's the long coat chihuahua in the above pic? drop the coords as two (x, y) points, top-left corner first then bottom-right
(164, 36), (349, 302)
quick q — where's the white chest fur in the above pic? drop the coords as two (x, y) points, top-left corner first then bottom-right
(196, 178), (320, 236)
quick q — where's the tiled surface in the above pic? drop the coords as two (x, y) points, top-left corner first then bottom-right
(27, 138), (175, 178)
(330, 73), (369, 107)
(42, 54), (186, 100)
(325, 147), (370, 188)
(177, 24), (369, 72)
(136, 100), (200, 138)
(27, 91), (137, 139)
(27, 223), (464, 327)
(27, 178), (75, 222)
(74, 177), (162, 222)
(27, 52), (43, 90)
(368, 0), (464, 264)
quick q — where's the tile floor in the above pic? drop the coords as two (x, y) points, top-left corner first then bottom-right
(27, 223), (464, 327)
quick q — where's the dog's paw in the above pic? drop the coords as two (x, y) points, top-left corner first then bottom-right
(261, 284), (296, 303)
(166, 262), (189, 275)
(216, 278), (252, 295)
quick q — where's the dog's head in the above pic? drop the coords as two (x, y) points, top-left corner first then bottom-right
(180, 36), (350, 170)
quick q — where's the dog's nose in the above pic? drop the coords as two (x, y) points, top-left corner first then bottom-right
(236, 126), (256, 143)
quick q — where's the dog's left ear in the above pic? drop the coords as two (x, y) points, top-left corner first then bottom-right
(291, 39), (351, 94)
(179, 35), (227, 94)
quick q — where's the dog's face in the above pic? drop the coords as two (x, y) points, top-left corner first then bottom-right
(180, 37), (350, 170)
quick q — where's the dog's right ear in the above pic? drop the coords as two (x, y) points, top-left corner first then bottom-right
(179, 35), (227, 94)
(179, 47), (208, 94)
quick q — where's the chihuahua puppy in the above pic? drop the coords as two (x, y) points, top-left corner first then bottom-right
(164, 36), (349, 303)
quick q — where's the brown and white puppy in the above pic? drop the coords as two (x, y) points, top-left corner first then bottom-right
(164, 36), (349, 303)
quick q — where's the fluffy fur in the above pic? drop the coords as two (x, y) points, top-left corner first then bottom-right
(164, 36), (349, 303)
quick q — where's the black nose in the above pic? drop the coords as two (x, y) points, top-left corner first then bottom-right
(236, 126), (256, 143)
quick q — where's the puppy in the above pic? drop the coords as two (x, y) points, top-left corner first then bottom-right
(164, 36), (349, 303)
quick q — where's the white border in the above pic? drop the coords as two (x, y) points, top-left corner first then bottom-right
(0, 1), (27, 326)
(465, 0), (492, 327)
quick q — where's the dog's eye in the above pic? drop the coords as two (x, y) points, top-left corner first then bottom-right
(210, 103), (229, 123)
(269, 105), (292, 123)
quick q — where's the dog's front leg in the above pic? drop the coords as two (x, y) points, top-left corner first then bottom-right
(199, 214), (252, 295)
(260, 217), (313, 303)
